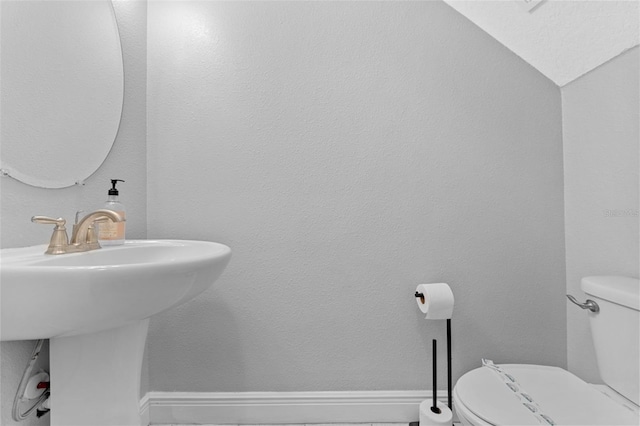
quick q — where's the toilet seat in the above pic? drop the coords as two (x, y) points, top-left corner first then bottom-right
(453, 364), (640, 425)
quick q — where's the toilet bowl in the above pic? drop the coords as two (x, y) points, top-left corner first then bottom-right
(453, 276), (640, 426)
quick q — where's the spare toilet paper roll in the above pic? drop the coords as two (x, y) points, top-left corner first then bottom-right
(419, 400), (452, 426)
(415, 283), (454, 319)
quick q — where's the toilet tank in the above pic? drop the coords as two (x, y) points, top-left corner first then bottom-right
(581, 276), (639, 405)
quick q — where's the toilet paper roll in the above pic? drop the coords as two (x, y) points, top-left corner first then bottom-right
(415, 283), (454, 319)
(419, 400), (452, 426)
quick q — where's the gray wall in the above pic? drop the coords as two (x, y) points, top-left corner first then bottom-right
(146, 1), (566, 393)
(562, 47), (639, 384)
(0, 1), (147, 424)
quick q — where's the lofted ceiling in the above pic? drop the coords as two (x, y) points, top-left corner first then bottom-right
(443, 0), (640, 87)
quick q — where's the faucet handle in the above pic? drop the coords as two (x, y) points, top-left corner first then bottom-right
(32, 216), (66, 227)
(85, 216), (113, 249)
(31, 216), (69, 255)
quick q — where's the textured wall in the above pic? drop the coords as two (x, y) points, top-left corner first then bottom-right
(147, 1), (566, 393)
(0, 1), (147, 424)
(562, 47), (639, 384)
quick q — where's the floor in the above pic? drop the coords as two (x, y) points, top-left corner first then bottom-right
(157, 423), (462, 426)
(156, 424), (407, 426)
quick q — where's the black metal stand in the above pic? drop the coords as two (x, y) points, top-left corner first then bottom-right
(431, 339), (441, 414)
(447, 319), (452, 410)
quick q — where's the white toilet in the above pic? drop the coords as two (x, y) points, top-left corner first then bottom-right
(453, 276), (640, 425)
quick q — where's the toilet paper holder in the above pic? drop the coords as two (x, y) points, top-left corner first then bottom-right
(414, 290), (452, 411)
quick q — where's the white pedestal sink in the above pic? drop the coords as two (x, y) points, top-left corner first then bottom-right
(1, 240), (231, 425)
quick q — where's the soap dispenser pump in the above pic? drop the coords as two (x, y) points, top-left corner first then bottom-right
(98, 179), (126, 246)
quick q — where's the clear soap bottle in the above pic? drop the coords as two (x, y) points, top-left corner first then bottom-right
(98, 179), (126, 246)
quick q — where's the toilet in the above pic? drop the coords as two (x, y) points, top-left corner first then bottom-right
(453, 276), (640, 425)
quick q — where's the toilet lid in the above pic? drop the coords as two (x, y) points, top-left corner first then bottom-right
(455, 364), (639, 425)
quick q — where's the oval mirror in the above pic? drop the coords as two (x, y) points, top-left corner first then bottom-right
(1, 0), (124, 188)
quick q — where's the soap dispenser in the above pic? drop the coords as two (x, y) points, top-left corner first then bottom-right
(98, 179), (126, 246)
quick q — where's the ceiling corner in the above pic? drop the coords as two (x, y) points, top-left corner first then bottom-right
(442, 0), (640, 86)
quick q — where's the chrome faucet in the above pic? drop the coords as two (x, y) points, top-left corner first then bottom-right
(32, 209), (125, 255)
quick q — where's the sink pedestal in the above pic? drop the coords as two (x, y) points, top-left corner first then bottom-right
(2, 239), (231, 424)
(49, 319), (149, 426)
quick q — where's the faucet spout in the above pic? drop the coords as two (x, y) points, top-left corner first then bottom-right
(71, 209), (124, 246)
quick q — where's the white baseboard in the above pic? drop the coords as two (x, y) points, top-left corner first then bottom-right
(140, 390), (450, 425)
(140, 392), (150, 426)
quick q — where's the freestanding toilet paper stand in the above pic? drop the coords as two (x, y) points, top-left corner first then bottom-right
(410, 291), (453, 426)
(415, 291), (452, 410)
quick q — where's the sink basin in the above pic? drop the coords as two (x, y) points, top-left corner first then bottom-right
(1, 239), (231, 341)
(0, 239), (231, 426)
(0, 240), (231, 340)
